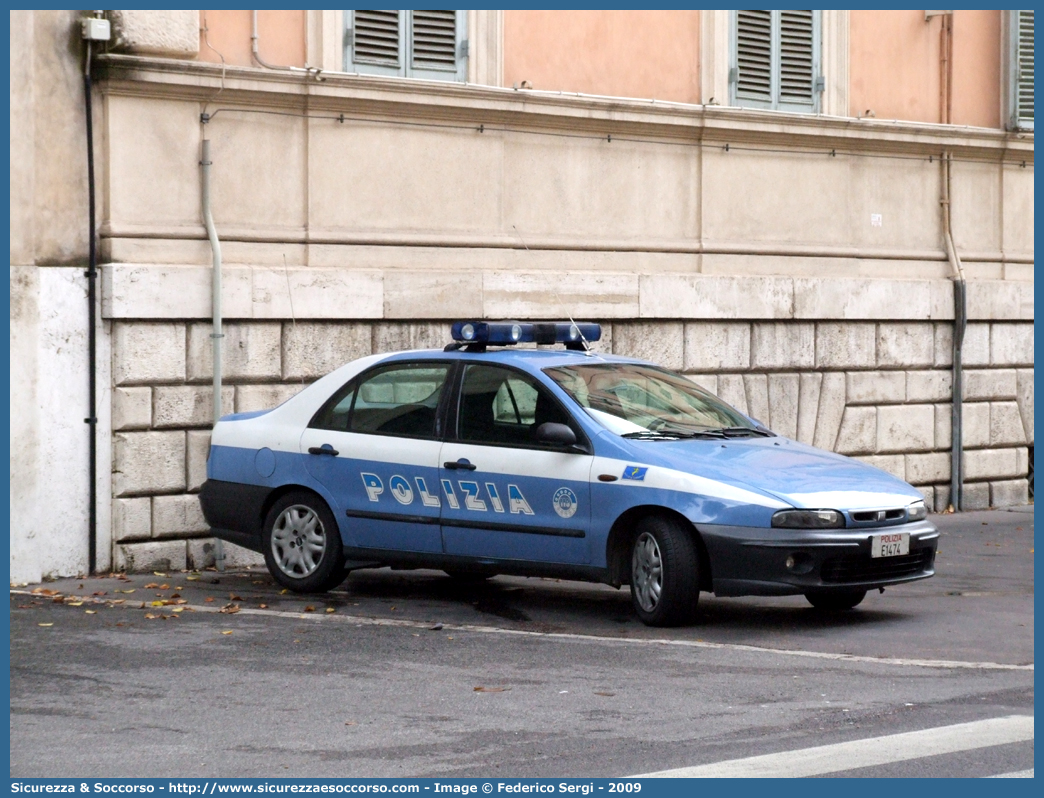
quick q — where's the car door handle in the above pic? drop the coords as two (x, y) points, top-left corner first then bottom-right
(443, 459), (477, 471)
(308, 446), (339, 456)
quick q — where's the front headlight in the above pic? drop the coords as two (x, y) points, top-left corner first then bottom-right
(771, 509), (845, 529)
(907, 500), (928, 521)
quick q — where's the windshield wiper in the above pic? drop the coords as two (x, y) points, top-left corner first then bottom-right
(709, 426), (775, 438)
(621, 429), (726, 440)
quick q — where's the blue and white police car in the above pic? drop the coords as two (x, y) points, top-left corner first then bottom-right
(200, 321), (937, 627)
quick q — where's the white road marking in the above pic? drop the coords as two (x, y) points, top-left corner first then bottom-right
(13, 589), (1033, 672)
(633, 715), (1035, 778)
(987, 769), (1034, 778)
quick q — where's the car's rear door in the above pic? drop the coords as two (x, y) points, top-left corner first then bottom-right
(299, 361), (451, 553)
(439, 363), (592, 564)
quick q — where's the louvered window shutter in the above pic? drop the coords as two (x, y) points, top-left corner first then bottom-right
(736, 10), (772, 104)
(1013, 10), (1034, 130)
(346, 10), (467, 82)
(349, 10), (404, 75)
(732, 10), (821, 113)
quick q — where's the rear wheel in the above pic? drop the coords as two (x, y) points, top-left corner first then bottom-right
(629, 516), (700, 627)
(262, 491), (345, 593)
(804, 589), (867, 611)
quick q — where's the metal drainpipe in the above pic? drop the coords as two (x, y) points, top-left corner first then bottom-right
(942, 152), (967, 511)
(201, 139), (226, 571)
(83, 39), (98, 575)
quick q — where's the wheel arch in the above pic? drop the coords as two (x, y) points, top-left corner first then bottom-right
(259, 484), (340, 536)
(605, 505), (712, 592)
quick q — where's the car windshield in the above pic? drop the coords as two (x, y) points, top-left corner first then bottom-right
(543, 363), (760, 438)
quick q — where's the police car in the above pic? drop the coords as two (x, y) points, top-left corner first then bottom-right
(199, 321), (937, 627)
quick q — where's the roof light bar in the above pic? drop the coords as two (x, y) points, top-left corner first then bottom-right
(450, 321), (601, 347)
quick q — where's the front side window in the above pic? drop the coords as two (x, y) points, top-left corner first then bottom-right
(311, 363), (449, 438)
(458, 365), (574, 447)
(346, 10), (467, 82)
(545, 363), (756, 437)
(731, 10), (821, 113)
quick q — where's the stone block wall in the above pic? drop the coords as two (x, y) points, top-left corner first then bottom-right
(109, 317), (1032, 569)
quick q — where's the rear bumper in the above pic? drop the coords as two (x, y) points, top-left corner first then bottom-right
(699, 520), (938, 597)
(198, 479), (271, 554)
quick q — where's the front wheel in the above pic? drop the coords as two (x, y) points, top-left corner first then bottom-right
(804, 589), (867, 611)
(262, 491), (345, 593)
(629, 516), (701, 627)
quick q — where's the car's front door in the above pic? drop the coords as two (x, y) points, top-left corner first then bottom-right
(300, 361), (451, 553)
(439, 363), (592, 564)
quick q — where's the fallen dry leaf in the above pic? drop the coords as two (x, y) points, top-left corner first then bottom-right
(220, 604), (240, 614)
(473, 686), (510, 693)
(17, 604), (32, 609)
(153, 572), (168, 577)
(230, 594), (243, 601)
(344, 721), (357, 726)
(221, 630), (233, 635)
(280, 589), (290, 595)
(92, 591), (107, 596)
(594, 692), (615, 697)
(259, 603), (268, 609)
(32, 588), (61, 596)
(38, 623), (53, 627)
(325, 608), (335, 614)
(110, 599), (125, 605)
(144, 613), (159, 620)
(144, 583), (161, 589)
(85, 610), (97, 615)
(170, 593), (181, 599)
(114, 589), (135, 594)
(304, 606), (316, 613)
(150, 601), (165, 607)
(186, 576), (200, 581)
(67, 601), (84, 607)
(171, 607), (184, 613)
(115, 622), (126, 627)
(252, 580), (265, 585)
(204, 597), (216, 603)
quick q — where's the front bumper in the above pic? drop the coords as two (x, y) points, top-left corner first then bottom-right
(699, 519), (938, 597)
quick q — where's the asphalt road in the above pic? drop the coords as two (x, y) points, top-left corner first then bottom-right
(9, 508), (1034, 778)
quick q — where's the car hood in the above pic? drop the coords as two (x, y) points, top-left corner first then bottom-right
(634, 435), (923, 511)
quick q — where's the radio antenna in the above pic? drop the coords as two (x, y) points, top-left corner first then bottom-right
(511, 224), (530, 251)
(569, 315), (593, 356)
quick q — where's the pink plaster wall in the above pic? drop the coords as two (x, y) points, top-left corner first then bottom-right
(198, 10), (305, 68)
(503, 10), (701, 104)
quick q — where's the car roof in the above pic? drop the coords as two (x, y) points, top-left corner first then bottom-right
(380, 347), (650, 370)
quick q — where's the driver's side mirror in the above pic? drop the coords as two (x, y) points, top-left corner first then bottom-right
(535, 422), (577, 447)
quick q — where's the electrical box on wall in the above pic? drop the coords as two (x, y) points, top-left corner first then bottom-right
(81, 17), (110, 41)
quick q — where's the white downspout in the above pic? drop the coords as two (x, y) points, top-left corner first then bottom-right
(942, 152), (967, 512)
(201, 138), (226, 571)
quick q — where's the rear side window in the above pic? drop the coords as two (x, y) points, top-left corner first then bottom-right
(310, 363), (450, 439)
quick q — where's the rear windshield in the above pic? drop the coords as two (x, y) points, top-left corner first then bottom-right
(543, 363), (755, 436)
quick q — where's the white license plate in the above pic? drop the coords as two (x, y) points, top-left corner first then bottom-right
(871, 532), (910, 558)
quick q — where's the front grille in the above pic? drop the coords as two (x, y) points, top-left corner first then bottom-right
(821, 549), (934, 584)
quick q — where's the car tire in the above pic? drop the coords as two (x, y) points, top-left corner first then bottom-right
(262, 491), (345, 593)
(804, 589), (867, 611)
(629, 515), (700, 627)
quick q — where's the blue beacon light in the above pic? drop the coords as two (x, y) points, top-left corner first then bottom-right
(450, 321), (601, 348)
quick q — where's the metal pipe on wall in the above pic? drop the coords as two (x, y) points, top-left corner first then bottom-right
(201, 139), (226, 571)
(83, 39), (98, 575)
(942, 152), (967, 511)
